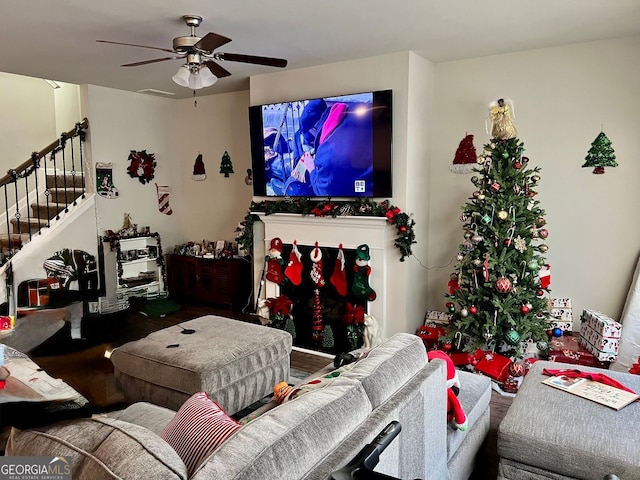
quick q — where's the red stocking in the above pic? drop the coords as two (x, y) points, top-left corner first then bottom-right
(330, 244), (347, 296)
(285, 241), (303, 286)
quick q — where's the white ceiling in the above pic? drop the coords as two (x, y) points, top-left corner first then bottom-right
(2, 1), (640, 99)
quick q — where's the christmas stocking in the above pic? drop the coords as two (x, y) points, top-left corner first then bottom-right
(539, 264), (551, 289)
(285, 241), (303, 285)
(310, 245), (326, 288)
(96, 162), (119, 199)
(155, 183), (173, 215)
(352, 244), (376, 301)
(330, 244), (347, 296)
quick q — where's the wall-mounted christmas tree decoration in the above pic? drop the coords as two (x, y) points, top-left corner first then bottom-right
(127, 150), (156, 184)
(582, 131), (617, 174)
(445, 98), (550, 357)
(450, 133), (478, 173)
(219, 150), (234, 177)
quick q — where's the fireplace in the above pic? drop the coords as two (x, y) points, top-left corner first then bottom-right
(253, 213), (392, 354)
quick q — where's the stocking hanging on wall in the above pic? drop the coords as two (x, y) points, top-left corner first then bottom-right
(219, 150), (234, 177)
(330, 243), (348, 296)
(96, 162), (119, 199)
(155, 183), (173, 215)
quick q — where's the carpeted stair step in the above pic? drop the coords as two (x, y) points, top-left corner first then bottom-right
(46, 173), (84, 189)
(10, 217), (50, 235)
(46, 187), (84, 204)
(30, 202), (70, 219)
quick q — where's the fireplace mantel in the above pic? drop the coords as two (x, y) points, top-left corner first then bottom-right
(253, 212), (393, 343)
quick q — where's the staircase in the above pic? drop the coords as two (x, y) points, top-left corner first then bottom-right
(0, 118), (88, 265)
(9, 172), (85, 235)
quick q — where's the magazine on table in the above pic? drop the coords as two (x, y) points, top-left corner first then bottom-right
(542, 375), (639, 410)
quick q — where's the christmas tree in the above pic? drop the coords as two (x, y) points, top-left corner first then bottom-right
(582, 131), (617, 174)
(446, 99), (551, 356)
(219, 150), (234, 177)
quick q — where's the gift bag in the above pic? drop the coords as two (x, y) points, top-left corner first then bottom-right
(473, 349), (512, 383)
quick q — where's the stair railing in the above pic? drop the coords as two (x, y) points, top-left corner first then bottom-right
(0, 118), (88, 265)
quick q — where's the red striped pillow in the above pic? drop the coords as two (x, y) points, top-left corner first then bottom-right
(160, 392), (241, 476)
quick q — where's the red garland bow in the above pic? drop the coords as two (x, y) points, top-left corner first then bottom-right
(342, 302), (365, 325)
(385, 207), (401, 223)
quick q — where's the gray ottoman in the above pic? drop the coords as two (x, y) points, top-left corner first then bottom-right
(498, 360), (640, 480)
(110, 315), (292, 415)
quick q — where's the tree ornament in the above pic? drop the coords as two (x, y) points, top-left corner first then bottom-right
(528, 259), (540, 272)
(551, 327), (563, 338)
(513, 161), (522, 170)
(582, 131), (617, 174)
(460, 307), (469, 317)
(490, 182), (501, 192)
(531, 174), (541, 184)
(514, 236), (527, 253)
(495, 277), (512, 293)
(450, 133), (478, 173)
(456, 253), (465, 261)
(447, 303), (456, 313)
(219, 150), (234, 177)
(471, 233), (484, 244)
(536, 217), (547, 227)
(538, 228), (549, 239)
(469, 305), (478, 315)
(460, 214), (469, 222)
(497, 210), (508, 220)
(538, 244), (549, 253)
(508, 361), (525, 377)
(472, 258), (482, 266)
(477, 192), (486, 201)
(536, 340), (549, 351)
(520, 304), (531, 314)
(536, 289), (545, 296)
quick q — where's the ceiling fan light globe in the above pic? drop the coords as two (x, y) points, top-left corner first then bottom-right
(172, 66), (191, 87)
(199, 66), (217, 87)
(188, 72), (203, 90)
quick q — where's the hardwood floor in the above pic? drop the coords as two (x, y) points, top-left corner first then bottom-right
(26, 300), (510, 479)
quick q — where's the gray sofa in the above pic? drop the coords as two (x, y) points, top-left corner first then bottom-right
(6, 333), (492, 480)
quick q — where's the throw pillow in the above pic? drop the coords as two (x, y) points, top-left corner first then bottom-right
(160, 392), (241, 476)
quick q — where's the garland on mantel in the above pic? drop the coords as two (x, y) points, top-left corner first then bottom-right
(235, 198), (416, 261)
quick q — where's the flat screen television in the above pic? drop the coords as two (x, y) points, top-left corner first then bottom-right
(248, 89), (392, 198)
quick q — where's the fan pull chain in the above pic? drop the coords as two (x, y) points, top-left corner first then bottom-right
(193, 90), (197, 107)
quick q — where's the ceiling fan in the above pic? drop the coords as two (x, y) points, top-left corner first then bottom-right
(97, 14), (287, 89)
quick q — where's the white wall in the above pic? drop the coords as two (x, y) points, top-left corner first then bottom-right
(428, 36), (640, 324)
(0, 73), (56, 168)
(173, 91), (254, 242)
(249, 51), (435, 336)
(81, 85), (184, 250)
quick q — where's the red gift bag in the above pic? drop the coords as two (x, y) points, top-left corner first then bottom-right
(473, 349), (512, 383)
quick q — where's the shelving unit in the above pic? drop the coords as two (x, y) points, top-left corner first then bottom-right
(97, 233), (167, 313)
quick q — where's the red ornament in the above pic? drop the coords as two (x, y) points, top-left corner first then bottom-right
(538, 228), (549, 239)
(441, 342), (453, 352)
(495, 277), (512, 294)
(504, 238), (512, 247)
(536, 289), (544, 297)
(469, 305), (478, 315)
(520, 304), (531, 314)
(446, 302), (454, 308)
(513, 161), (522, 169)
(508, 362), (525, 378)
(399, 225), (407, 233)
(490, 182), (501, 192)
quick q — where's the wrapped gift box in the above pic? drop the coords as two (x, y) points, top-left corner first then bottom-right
(579, 322), (619, 361)
(549, 297), (572, 309)
(417, 326), (446, 350)
(548, 334), (609, 367)
(424, 310), (452, 327)
(580, 309), (622, 338)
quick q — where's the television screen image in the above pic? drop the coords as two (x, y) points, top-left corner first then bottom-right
(249, 90), (392, 198)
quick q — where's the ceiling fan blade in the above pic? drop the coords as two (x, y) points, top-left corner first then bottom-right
(122, 56), (182, 67)
(203, 61), (232, 78)
(194, 32), (232, 52)
(216, 52), (288, 68)
(96, 39), (175, 54)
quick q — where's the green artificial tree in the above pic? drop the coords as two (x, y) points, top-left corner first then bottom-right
(445, 100), (551, 356)
(219, 150), (234, 177)
(582, 131), (617, 174)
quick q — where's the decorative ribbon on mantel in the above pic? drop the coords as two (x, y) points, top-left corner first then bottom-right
(234, 198), (416, 262)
